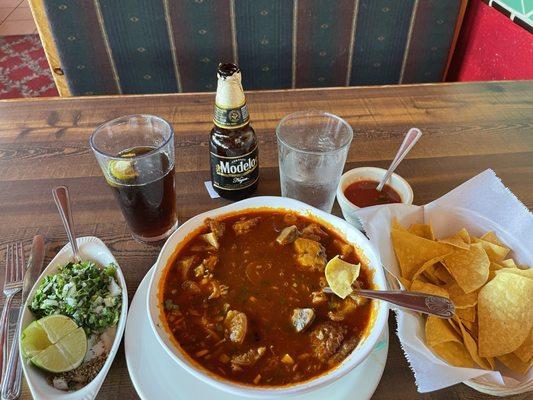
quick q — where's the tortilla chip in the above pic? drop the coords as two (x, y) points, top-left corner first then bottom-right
(443, 243), (489, 294)
(439, 229), (470, 250)
(496, 268), (533, 280)
(432, 342), (476, 369)
(481, 231), (503, 246)
(473, 238), (510, 262)
(422, 268), (441, 285)
(456, 306), (476, 323)
(513, 329), (532, 364)
(447, 317), (462, 335)
(391, 228), (452, 280)
(325, 256), (360, 299)
(408, 223), (435, 240)
(434, 264), (455, 284)
(457, 228), (471, 244)
(444, 282), (478, 309)
(426, 316), (460, 347)
(411, 280), (449, 298)
(498, 353), (532, 375)
(461, 319), (477, 338)
(411, 255), (448, 283)
(501, 259), (516, 268)
(398, 276), (411, 290)
(455, 317), (492, 370)
(392, 218), (407, 231)
(478, 273), (533, 357)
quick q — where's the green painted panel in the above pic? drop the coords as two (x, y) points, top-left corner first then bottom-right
(43, 0), (117, 95)
(168, 0), (234, 92)
(497, 0), (525, 13)
(234, 0), (293, 90)
(98, 0), (178, 94)
(295, 0), (356, 88)
(350, 0), (415, 86)
(401, 0), (461, 83)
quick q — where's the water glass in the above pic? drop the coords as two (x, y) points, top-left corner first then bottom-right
(276, 111), (353, 212)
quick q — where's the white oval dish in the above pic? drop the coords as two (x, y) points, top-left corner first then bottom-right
(147, 196), (389, 398)
(20, 236), (128, 400)
(337, 167), (414, 230)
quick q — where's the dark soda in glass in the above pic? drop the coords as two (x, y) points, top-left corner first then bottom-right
(107, 146), (177, 240)
(90, 115), (178, 243)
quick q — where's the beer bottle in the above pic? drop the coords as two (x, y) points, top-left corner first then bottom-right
(210, 63), (259, 200)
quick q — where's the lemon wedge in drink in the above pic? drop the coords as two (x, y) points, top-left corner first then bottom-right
(108, 159), (138, 181)
(21, 315), (87, 373)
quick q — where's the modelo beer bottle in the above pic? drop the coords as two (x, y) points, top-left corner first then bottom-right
(209, 63), (259, 200)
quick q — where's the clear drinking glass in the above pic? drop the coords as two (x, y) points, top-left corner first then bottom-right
(90, 115), (178, 242)
(276, 111), (353, 212)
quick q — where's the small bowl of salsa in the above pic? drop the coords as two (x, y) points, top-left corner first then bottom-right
(336, 167), (413, 230)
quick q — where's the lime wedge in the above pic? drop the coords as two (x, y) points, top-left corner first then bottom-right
(108, 159), (137, 181)
(39, 314), (79, 343)
(21, 315), (78, 358)
(325, 255), (361, 299)
(21, 320), (52, 358)
(31, 327), (87, 373)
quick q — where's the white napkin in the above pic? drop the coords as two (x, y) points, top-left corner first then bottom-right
(356, 169), (533, 392)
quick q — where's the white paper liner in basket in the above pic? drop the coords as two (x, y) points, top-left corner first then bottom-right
(356, 169), (533, 393)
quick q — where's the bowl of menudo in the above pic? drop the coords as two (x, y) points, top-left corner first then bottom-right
(147, 196), (388, 397)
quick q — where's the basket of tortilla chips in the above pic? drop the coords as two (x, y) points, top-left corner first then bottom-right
(356, 169), (532, 395)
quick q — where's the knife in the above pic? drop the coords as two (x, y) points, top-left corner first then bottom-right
(1, 235), (45, 400)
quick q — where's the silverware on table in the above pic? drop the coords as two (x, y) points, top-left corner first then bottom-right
(323, 286), (455, 319)
(53, 186), (82, 262)
(0, 244), (25, 384)
(1, 236), (45, 400)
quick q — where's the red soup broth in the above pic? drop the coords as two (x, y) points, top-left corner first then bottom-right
(344, 180), (401, 207)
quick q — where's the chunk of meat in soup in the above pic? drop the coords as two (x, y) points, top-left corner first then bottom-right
(231, 347), (266, 367)
(224, 310), (248, 344)
(233, 217), (261, 236)
(276, 225), (300, 245)
(294, 238), (327, 272)
(301, 223), (329, 242)
(333, 239), (353, 259)
(178, 255), (197, 281)
(309, 321), (347, 359)
(206, 218), (226, 239)
(182, 280), (201, 295)
(200, 232), (220, 249)
(311, 291), (328, 305)
(328, 297), (357, 322)
(328, 336), (358, 365)
(291, 308), (316, 332)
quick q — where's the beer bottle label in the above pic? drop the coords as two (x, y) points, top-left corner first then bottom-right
(213, 102), (250, 129)
(210, 146), (259, 191)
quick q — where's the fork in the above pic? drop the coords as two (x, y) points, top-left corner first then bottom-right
(0, 243), (25, 384)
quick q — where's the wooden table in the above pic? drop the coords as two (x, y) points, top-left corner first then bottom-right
(0, 81), (531, 399)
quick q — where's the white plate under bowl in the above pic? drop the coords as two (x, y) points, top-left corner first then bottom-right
(126, 266), (389, 400)
(146, 196), (389, 398)
(20, 237), (128, 400)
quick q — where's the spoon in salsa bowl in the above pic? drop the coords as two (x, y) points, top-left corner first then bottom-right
(376, 127), (422, 192)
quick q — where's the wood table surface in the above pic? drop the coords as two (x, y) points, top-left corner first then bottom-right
(0, 80), (532, 399)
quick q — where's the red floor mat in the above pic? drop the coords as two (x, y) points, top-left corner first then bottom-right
(0, 35), (58, 99)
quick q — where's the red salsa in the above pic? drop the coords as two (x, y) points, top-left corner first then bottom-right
(344, 180), (401, 207)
